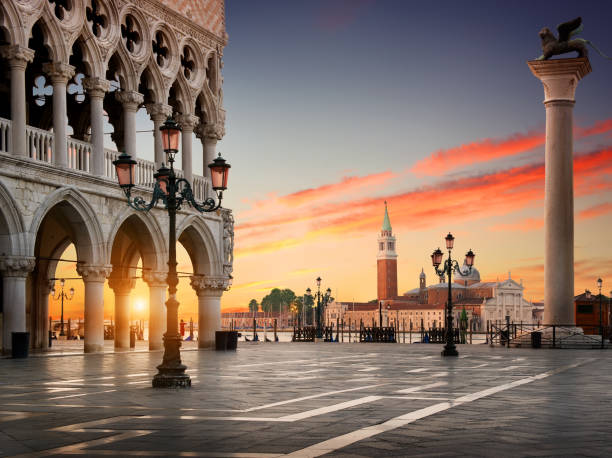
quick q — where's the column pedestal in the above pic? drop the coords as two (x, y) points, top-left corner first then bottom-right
(528, 57), (591, 325)
(77, 265), (111, 353)
(108, 276), (135, 350)
(43, 62), (75, 168)
(0, 257), (35, 353)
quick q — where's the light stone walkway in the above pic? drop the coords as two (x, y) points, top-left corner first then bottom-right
(0, 343), (610, 457)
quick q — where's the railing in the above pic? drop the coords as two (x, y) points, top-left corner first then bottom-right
(192, 174), (207, 202)
(359, 326), (396, 343)
(489, 321), (611, 349)
(26, 124), (53, 164)
(67, 137), (91, 172)
(292, 326), (316, 342)
(0, 117), (10, 152)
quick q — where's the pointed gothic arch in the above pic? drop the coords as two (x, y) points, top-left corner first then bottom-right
(176, 215), (221, 276)
(0, 179), (26, 257)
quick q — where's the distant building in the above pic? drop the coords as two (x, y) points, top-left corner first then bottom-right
(326, 203), (536, 330)
(574, 290), (610, 332)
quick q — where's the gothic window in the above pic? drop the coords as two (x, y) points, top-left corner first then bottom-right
(387, 242), (394, 250)
(379, 242), (383, 251)
(181, 46), (195, 80)
(121, 15), (141, 54)
(49, 0), (72, 21)
(86, 0), (108, 38)
(33, 76), (53, 106)
(152, 31), (169, 68)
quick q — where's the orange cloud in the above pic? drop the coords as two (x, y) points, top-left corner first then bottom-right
(410, 118), (612, 177)
(578, 202), (612, 220)
(489, 218), (544, 233)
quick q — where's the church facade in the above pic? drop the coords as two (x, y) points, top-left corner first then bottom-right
(326, 203), (536, 331)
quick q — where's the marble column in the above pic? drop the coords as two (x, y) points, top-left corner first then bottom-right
(0, 257), (35, 353)
(77, 264), (111, 353)
(143, 270), (167, 350)
(108, 276), (135, 349)
(191, 276), (229, 348)
(0, 46), (34, 156)
(197, 123), (224, 197)
(177, 114), (198, 183)
(43, 62), (75, 168)
(145, 103), (173, 168)
(528, 57), (591, 325)
(83, 78), (110, 176)
(115, 91), (144, 157)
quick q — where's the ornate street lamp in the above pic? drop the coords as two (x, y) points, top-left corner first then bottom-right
(310, 277), (331, 339)
(431, 233), (476, 357)
(306, 287), (312, 326)
(50, 278), (74, 337)
(597, 278), (603, 333)
(113, 117), (231, 388)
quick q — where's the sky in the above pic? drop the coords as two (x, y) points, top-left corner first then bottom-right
(52, 0), (612, 320)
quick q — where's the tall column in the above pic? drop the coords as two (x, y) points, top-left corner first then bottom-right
(0, 257), (35, 353)
(115, 91), (144, 157)
(77, 264), (111, 353)
(528, 58), (591, 325)
(177, 114), (198, 183)
(197, 123), (224, 196)
(191, 276), (229, 348)
(83, 78), (110, 176)
(0, 46), (34, 156)
(43, 62), (75, 168)
(146, 103), (173, 168)
(143, 270), (167, 350)
(108, 276), (135, 349)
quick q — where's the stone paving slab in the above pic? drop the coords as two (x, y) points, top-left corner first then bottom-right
(0, 343), (610, 457)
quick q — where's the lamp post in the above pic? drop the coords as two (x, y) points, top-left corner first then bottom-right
(597, 278), (603, 332)
(312, 277), (331, 339)
(50, 279), (74, 337)
(113, 117), (231, 388)
(306, 288), (312, 326)
(431, 233), (475, 357)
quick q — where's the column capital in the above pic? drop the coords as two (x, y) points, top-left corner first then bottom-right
(42, 62), (76, 84)
(177, 113), (199, 131)
(108, 276), (136, 294)
(77, 264), (112, 283)
(0, 45), (34, 69)
(142, 270), (168, 288)
(83, 77), (110, 98)
(115, 90), (144, 111)
(146, 103), (173, 121)
(528, 57), (591, 103)
(199, 123), (225, 141)
(190, 275), (230, 296)
(0, 256), (35, 277)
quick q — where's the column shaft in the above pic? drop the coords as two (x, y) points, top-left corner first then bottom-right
(203, 136), (217, 182)
(146, 104), (172, 168)
(182, 127), (193, 183)
(116, 92), (144, 157)
(83, 280), (105, 353)
(84, 78), (110, 176)
(148, 285), (166, 350)
(114, 292), (131, 349)
(2, 276), (27, 352)
(197, 294), (222, 348)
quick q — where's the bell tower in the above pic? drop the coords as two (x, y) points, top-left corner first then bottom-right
(377, 201), (398, 300)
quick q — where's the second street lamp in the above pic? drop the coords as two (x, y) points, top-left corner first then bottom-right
(431, 233), (475, 357)
(113, 117), (231, 388)
(50, 278), (74, 337)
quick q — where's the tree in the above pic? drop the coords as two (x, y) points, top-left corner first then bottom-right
(248, 299), (259, 313)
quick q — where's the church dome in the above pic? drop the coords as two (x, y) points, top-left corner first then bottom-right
(456, 261), (480, 282)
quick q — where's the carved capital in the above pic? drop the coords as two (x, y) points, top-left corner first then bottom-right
(42, 62), (76, 84)
(115, 91), (144, 110)
(203, 123), (225, 140)
(108, 275), (136, 294)
(77, 264), (112, 283)
(177, 113), (199, 131)
(190, 275), (230, 295)
(0, 256), (36, 277)
(0, 45), (35, 69)
(142, 270), (168, 288)
(146, 103), (173, 122)
(83, 77), (110, 98)
(528, 57), (591, 103)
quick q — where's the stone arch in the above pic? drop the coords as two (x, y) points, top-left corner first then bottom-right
(107, 209), (167, 272)
(176, 215), (221, 276)
(70, 29), (105, 78)
(168, 75), (194, 116)
(29, 186), (105, 265)
(117, 5), (151, 66)
(0, 179), (26, 257)
(106, 45), (138, 91)
(29, 10), (69, 62)
(195, 89), (218, 126)
(179, 36), (206, 90)
(150, 22), (180, 79)
(0, 0), (27, 46)
(140, 61), (166, 105)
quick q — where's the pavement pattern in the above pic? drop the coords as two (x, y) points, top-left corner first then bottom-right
(0, 343), (610, 457)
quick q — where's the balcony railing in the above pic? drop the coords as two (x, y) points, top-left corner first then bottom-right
(1, 117), (208, 201)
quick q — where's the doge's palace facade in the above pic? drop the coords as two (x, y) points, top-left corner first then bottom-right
(0, 0), (232, 353)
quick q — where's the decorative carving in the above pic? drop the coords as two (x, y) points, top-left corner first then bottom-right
(0, 45), (35, 68)
(108, 275), (136, 293)
(152, 30), (170, 68)
(146, 103), (173, 121)
(86, 0), (108, 38)
(43, 62), (76, 84)
(537, 17), (612, 61)
(0, 256), (36, 277)
(190, 275), (231, 293)
(177, 113), (199, 130)
(76, 264), (112, 283)
(121, 14), (141, 54)
(83, 77), (110, 98)
(115, 90), (144, 109)
(204, 123), (225, 140)
(142, 270), (168, 287)
(222, 210), (234, 276)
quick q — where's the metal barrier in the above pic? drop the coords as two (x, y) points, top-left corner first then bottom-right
(292, 326), (316, 342)
(359, 326), (396, 343)
(489, 322), (611, 349)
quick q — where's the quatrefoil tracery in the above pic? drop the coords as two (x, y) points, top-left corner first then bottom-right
(181, 46), (195, 80)
(121, 15), (141, 54)
(152, 31), (169, 68)
(86, 0), (108, 38)
(49, 0), (72, 21)
(33, 76), (53, 107)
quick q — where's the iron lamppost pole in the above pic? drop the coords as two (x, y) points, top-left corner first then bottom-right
(113, 118), (231, 388)
(313, 277), (331, 339)
(50, 278), (74, 337)
(597, 278), (603, 334)
(431, 233), (475, 357)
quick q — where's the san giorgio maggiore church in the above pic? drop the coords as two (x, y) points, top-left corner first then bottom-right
(326, 204), (537, 330)
(0, 0), (233, 353)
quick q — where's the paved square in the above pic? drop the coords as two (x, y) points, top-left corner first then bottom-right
(0, 343), (610, 457)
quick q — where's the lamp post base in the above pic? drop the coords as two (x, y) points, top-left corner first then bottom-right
(151, 332), (191, 388)
(441, 346), (458, 357)
(152, 371), (191, 388)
